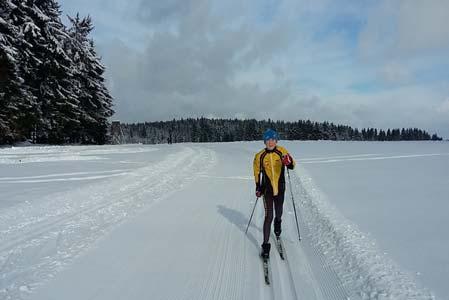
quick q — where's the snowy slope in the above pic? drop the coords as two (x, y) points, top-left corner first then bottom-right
(284, 141), (449, 299)
(0, 142), (445, 300)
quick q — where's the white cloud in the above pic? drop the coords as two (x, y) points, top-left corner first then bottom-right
(437, 98), (449, 114)
(378, 61), (412, 85)
(58, 0), (449, 138)
(396, 0), (449, 55)
(358, 0), (449, 59)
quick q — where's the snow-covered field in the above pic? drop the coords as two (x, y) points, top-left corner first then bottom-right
(283, 141), (449, 300)
(0, 141), (447, 300)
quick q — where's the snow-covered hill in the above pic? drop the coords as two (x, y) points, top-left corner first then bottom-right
(0, 142), (447, 300)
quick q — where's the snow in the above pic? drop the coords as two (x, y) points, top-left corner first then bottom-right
(283, 141), (449, 299)
(0, 142), (447, 300)
(0, 145), (158, 164)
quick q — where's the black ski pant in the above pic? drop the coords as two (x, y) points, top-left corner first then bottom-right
(262, 191), (285, 243)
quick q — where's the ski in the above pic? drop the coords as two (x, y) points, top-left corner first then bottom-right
(262, 257), (270, 285)
(275, 236), (285, 260)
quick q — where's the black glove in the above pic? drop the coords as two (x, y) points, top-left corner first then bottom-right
(255, 183), (263, 197)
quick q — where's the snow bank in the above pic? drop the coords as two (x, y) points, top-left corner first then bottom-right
(0, 145), (158, 164)
(0, 155), (106, 164)
(294, 166), (435, 300)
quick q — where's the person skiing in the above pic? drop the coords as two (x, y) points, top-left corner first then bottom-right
(253, 129), (295, 259)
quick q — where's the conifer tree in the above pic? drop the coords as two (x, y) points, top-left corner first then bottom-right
(67, 14), (113, 144)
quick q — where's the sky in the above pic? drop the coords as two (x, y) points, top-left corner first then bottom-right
(58, 0), (449, 138)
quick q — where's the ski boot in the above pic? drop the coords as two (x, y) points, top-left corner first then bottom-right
(260, 242), (271, 259)
(274, 218), (282, 237)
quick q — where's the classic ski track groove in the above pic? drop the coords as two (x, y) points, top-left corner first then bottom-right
(271, 233), (299, 300)
(255, 203), (275, 300)
(248, 168), (354, 300)
(291, 171), (356, 300)
(0, 148), (193, 251)
(0, 148), (189, 231)
(282, 243), (301, 299)
(0, 146), (216, 299)
(198, 186), (247, 300)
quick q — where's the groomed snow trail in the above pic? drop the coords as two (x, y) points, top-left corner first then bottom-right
(0, 145), (216, 299)
(4, 142), (432, 300)
(14, 143), (357, 300)
(292, 165), (434, 300)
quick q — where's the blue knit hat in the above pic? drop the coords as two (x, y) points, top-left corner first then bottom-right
(263, 129), (279, 142)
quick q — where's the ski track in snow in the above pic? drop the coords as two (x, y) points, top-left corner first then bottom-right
(256, 174), (350, 300)
(301, 153), (449, 164)
(300, 153), (381, 161)
(199, 156), (351, 300)
(0, 145), (158, 156)
(0, 173), (131, 183)
(198, 174), (253, 180)
(293, 165), (435, 300)
(0, 143), (440, 300)
(0, 169), (132, 181)
(194, 187), (249, 300)
(0, 155), (106, 164)
(0, 145), (158, 164)
(0, 146), (216, 300)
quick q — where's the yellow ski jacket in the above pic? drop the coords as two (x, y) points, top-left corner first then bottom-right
(253, 145), (295, 196)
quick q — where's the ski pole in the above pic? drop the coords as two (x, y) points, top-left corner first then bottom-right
(245, 197), (259, 234)
(287, 169), (301, 241)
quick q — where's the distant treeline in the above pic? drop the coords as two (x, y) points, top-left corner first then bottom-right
(0, 1), (113, 145)
(111, 118), (442, 144)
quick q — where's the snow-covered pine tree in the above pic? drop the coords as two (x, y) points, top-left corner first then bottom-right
(33, 0), (81, 143)
(0, 0), (35, 143)
(67, 14), (113, 144)
(9, 0), (82, 143)
(0, 0), (17, 143)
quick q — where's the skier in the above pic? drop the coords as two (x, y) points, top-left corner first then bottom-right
(253, 129), (295, 259)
